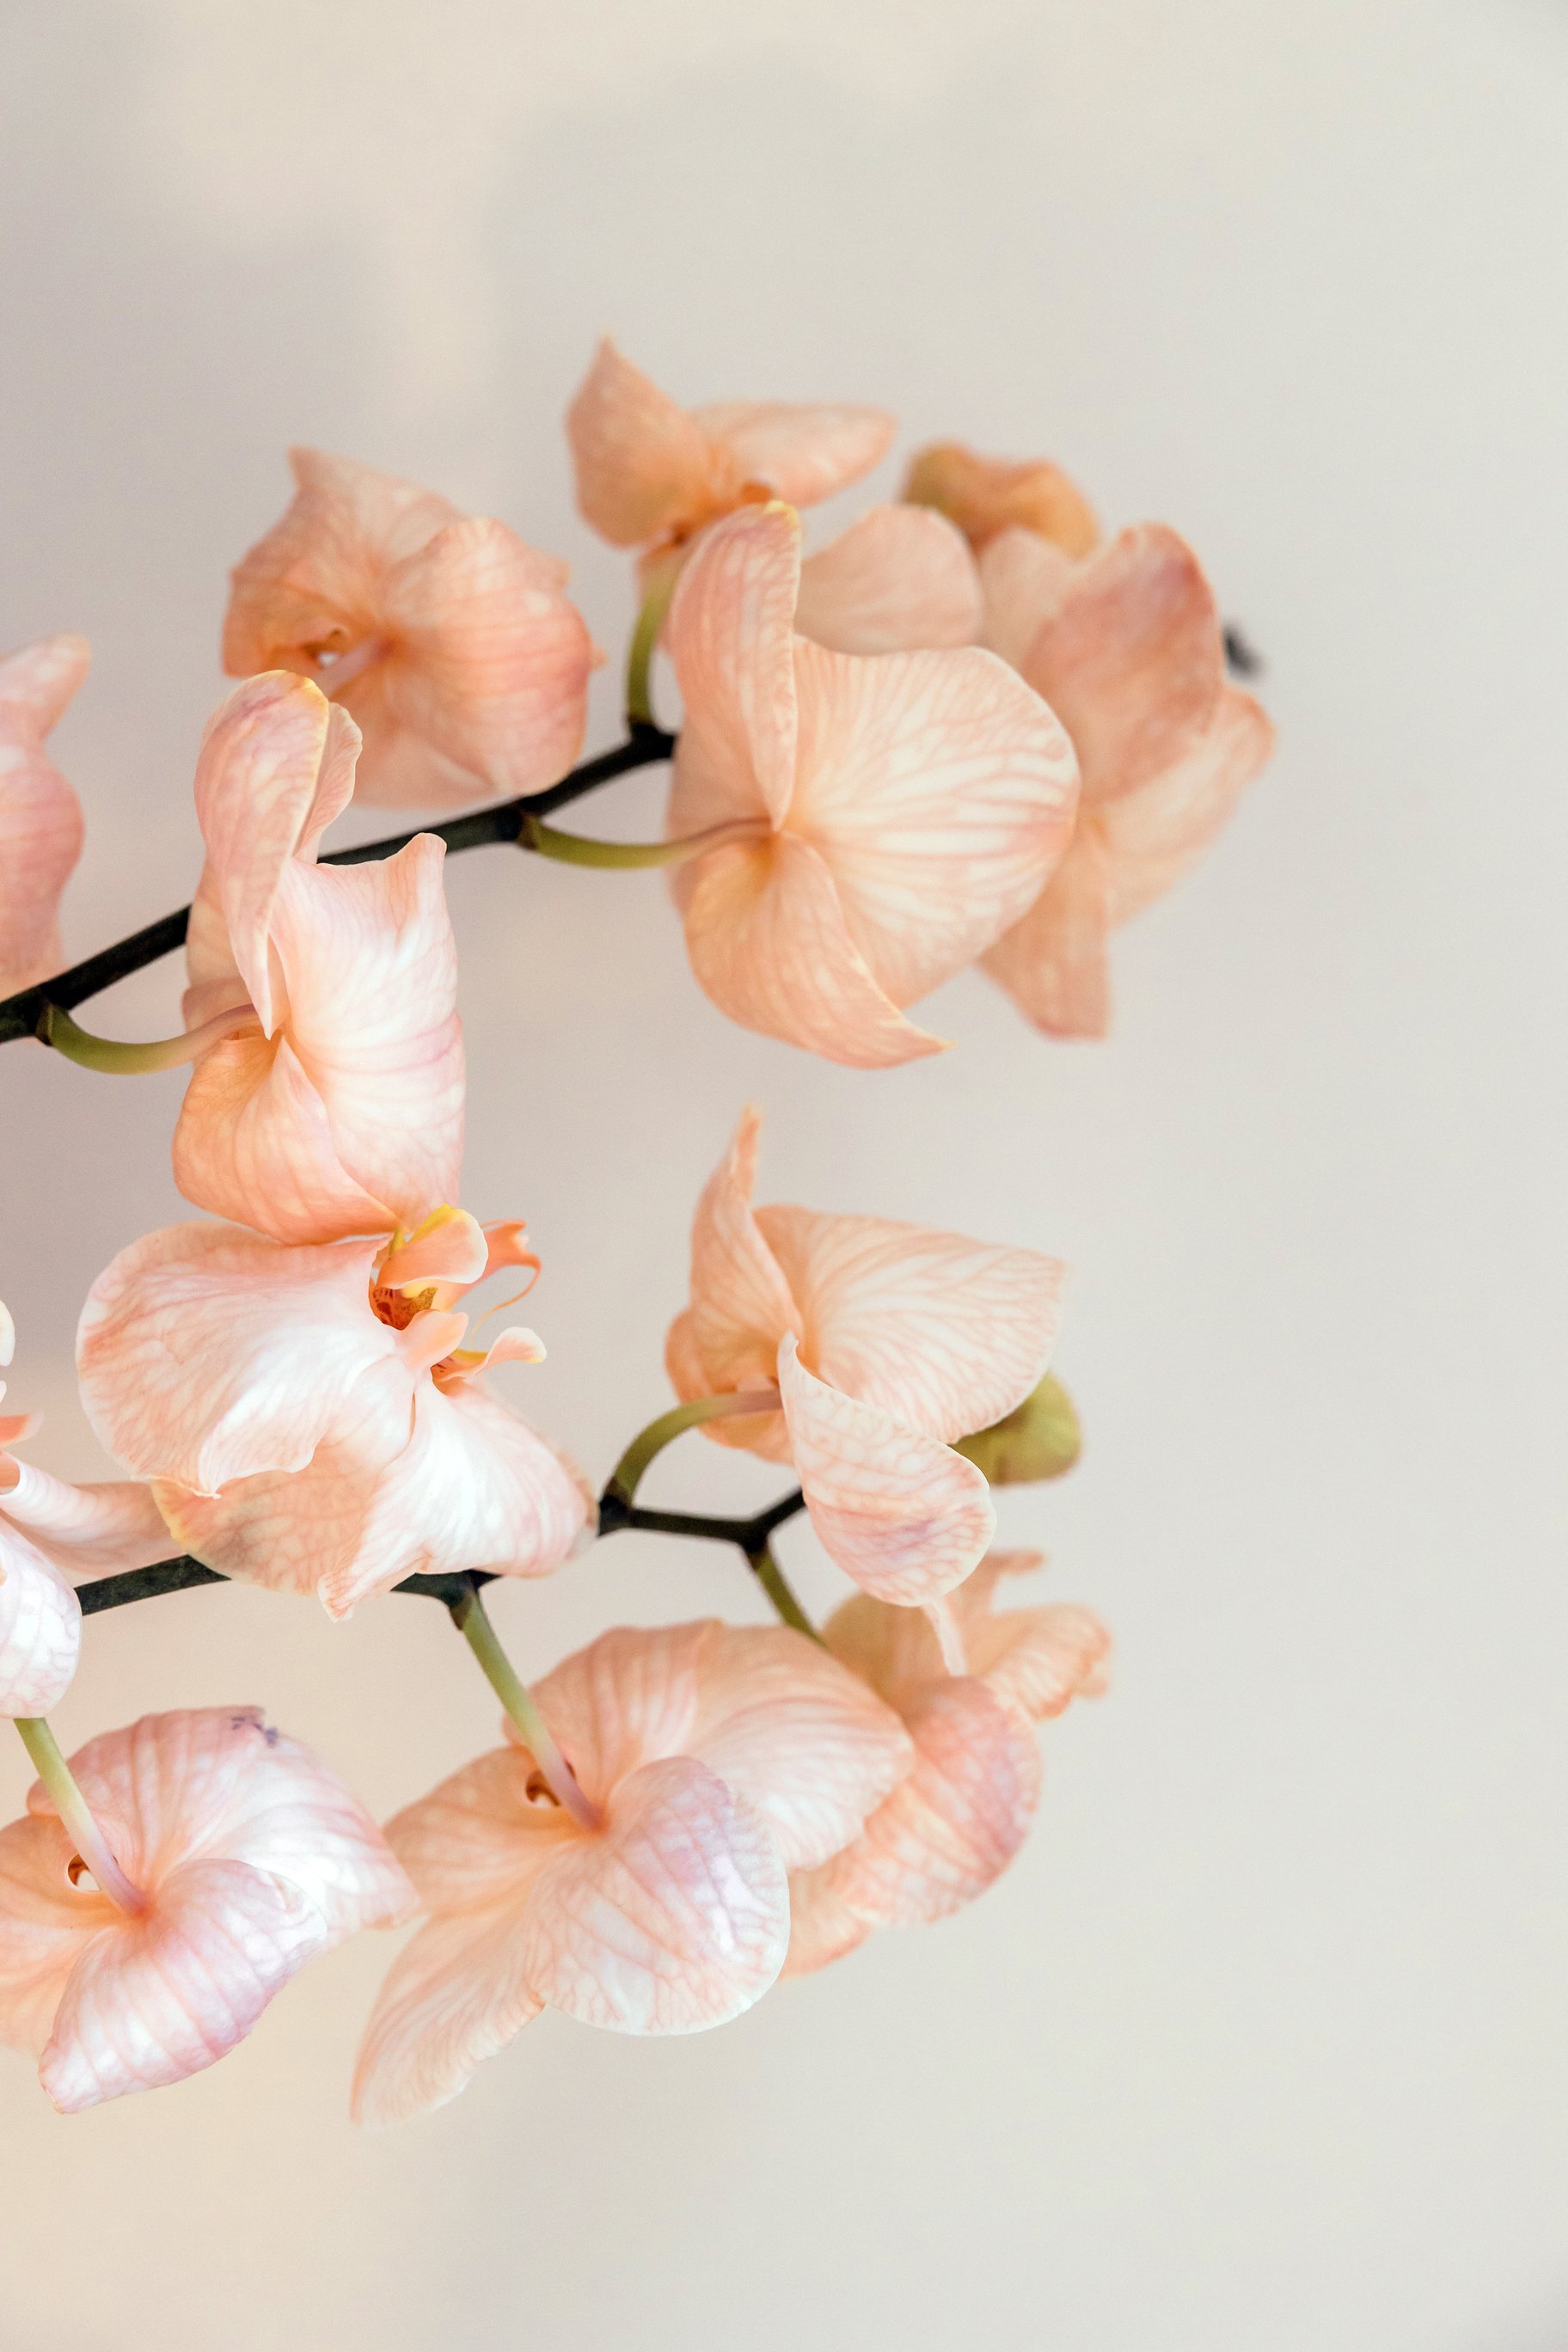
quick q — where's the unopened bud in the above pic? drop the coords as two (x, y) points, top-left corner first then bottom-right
(953, 1372), (1081, 1484)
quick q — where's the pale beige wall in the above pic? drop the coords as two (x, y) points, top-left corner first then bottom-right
(1, 3), (1565, 2345)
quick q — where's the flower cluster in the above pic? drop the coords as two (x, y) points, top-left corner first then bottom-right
(0, 336), (1274, 2118)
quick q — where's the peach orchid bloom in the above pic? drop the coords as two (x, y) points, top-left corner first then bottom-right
(567, 336), (894, 562)
(903, 439), (1099, 560)
(174, 672), (465, 1246)
(665, 504), (1080, 1066)
(787, 1552), (1110, 1975)
(793, 505), (982, 657)
(0, 635), (90, 997)
(978, 524), (1276, 1038)
(352, 1620), (914, 2122)
(665, 1110), (1063, 1614)
(77, 1205), (589, 1618)
(0, 1707), (413, 2110)
(0, 1303), (172, 1719)
(224, 449), (597, 810)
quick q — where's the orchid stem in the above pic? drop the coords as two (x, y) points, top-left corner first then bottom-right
(449, 1584), (600, 1831)
(518, 813), (763, 870)
(625, 553), (683, 729)
(605, 1389), (782, 1509)
(38, 999), (258, 1075)
(14, 1718), (144, 1914)
(744, 1545), (823, 1644)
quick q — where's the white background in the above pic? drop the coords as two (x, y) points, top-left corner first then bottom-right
(1, 3), (1565, 2345)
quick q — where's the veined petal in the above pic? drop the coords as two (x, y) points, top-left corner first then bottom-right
(365, 516), (594, 806)
(0, 1524), (80, 1717)
(799, 1677), (1041, 1936)
(352, 1906), (542, 2125)
(692, 401), (895, 508)
(0, 636), (89, 997)
(567, 339), (727, 547)
(40, 1859), (331, 2111)
(1101, 687), (1276, 923)
(789, 636), (1080, 1008)
(174, 1029), (399, 1248)
(519, 1755), (787, 2032)
(667, 503), (801, 830)
(77, 1223), (395, 1491)
(525, 1622), (711, 1804)
(0, 1816), (95, 2056)
(777, 1336), (995, 1605)
(0, 1457), (172, 1581)
(684, 1624), (914, 1873)
(795, 506), (980, 656)
(948, 1553), (1113, 1721)
(781, 1868), (876, 1977)
(756, 1206), (1063, 1443)
(681, 1106), (801, 1394)
(982, 827), (1113, 1040)
(385, 1744), (577, 1917)
(1016, 524), (1224, 805)
(665, 1308), (792, 1462)
(678, 833), (947, 1068)
(192, 672), (360, 1032)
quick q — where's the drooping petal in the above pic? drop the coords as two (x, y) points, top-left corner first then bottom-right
(795, 505), (981, 656)
(683, 1624), (914, 1873)
(692, 401), (895, 509)
(756, 1207), (1063, 1444)
(678, 1105), (801, 1396)
(0, 1524), (80, 1717)
(566, 339), (726, 547)
(176, 838), (465, 1246)
(0, 1815), (95, 2056)
(192, 672), (361, 1032)
(362, 515), (594, 806)
(903, 441), (1099, 558)
(1100, 687), (1276, 923)
(40, 1858), (331, 2111)
(677, 833), (947, 1068)
(666, 502), (801, 831)
(792, 1677), (1041, 1941)
(77, 1223), (395, 1491)
(352, 1906), (542, 2124)
(0, 1455), (171, 1582)
(781, 1867), (877, 1976)
(788, 634), (1080, 1009)
(1014, 525), (1225, 805)
(0, 635), (89, 995)
(981, 827), (1114, 1040)
(945, 1553), (1113, 1722)
(518, 1755), (787, 2032)
(777, 1335), (995, 1605)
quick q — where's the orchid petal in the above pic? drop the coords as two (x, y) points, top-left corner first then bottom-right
(777, 1336), (995, 1605)
(982, 828), (1114, 1039)
(666, 502), (801, 830)
(795, 505), (981, 655)
(679, 1105), (801, 1395)
(691, 401), (895, 508)
(788, 634), (1080, 1009)
(903, 441), (1099, 558)
(377, 1202), (487, 1293)
(352, 1907), (542, 2124)
(677, 833), (947, 1068)
(0, 1456), (173, 1581)
(977, 526), (1077, 670)
(0, 635), (89, 996)
(519, 1755), (787, 2032)
(1100, 687), (1276, 922)
(756, 1207), (1063, 1444)
(0, 1525), (80, 1717)
(77, 1224), (395, 1491)
(567, 339), (726, 547)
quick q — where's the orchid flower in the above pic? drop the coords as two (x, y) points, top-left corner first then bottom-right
(567, 337), (894, 564)
(665, 1109), (1063, 1613)
(0, 1707), (413, 2110)
(77, 1205), (589, 1618)
(352, 1620), (913, 2122)
(174, 672), (465, 1246)
(223, 449), (597, 810)
(0, 1303), (173, 1718)
(0, 635), (89, 996)
(903, 438), (1099, 560)
(665, 504), (1080, 1066)
(978, 524), (1276, 1036)
(787, 1552), (1110, 1974)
